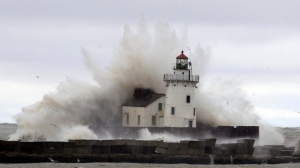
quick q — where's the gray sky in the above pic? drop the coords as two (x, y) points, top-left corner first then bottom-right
(1, 0), (300, 126)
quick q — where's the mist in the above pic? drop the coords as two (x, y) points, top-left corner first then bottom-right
(9, 19), (284, 145)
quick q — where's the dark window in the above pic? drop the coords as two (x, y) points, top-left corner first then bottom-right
(137, 115), (140, 125)
(193, 108), (196, 116)
(171, 107), (175, 115)
(126, 114), (129, 124)
(189, 121), (193, 127)
(152, 116), (156, 125)
(186, 95), (190, 103)
(158, 103), (162, 111)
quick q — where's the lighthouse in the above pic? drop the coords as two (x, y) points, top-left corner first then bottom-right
(163, 51), (199, 127)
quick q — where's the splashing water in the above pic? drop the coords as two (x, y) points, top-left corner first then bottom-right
(9, 19), (284, 144)
(209, 155), (214, 165)
(138, 128), (194, 142)
(230, 155), (233, 164)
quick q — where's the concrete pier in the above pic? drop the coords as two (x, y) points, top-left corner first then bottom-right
(1, 139), (299, 164)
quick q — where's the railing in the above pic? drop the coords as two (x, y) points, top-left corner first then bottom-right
(164, 74), (199, 82)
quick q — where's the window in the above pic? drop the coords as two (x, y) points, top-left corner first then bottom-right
(152, 116), (156, 125)
(186, 95), (190, 103)
(189, 121), (193, 128)
(158, 103), (163, 111)
(193, 108), (196, 116)
(126, 113), (129, 124)
(137, 115), (140, 125)
(171, 107), (175, 115)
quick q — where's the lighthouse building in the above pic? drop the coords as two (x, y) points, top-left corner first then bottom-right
(163, 51), (199, 127)
(122, 51), (199, 128)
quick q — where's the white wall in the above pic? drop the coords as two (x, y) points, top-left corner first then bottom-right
(122, 96), (165, 127)
(164, 81), (197, 127)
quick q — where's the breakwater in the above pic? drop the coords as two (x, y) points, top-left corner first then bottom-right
(1, 138), (299, 164)
(1, 152), (300, 164)
(96, 126), (259, 139)
(0, 139), (254, 156)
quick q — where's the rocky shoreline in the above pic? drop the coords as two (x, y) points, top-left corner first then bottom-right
(1, 152), (300, 164)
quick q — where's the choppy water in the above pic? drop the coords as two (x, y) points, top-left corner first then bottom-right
(1, 163), (300, 168)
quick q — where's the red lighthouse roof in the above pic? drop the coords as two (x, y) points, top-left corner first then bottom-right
(176, 50), (188, 59)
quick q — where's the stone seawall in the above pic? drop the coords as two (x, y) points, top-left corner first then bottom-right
(1, 152), (300, 164)
(1, 139), (298, 164)
(0, 139), (255, 156)
(100, 126), (259, 139)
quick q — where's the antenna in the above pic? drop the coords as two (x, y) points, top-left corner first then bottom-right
(188, 47), (192, 78)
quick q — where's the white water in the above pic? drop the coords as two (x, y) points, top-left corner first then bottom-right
(7, 19), (284, 145)
(137, 128), (195, 142)
(209, 155), (214, 165)
(230, 155), (233, 164)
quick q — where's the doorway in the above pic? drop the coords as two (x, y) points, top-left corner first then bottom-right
(189, 121), (193, 128)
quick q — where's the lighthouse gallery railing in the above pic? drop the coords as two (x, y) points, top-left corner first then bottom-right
(164, 74), (199, 82)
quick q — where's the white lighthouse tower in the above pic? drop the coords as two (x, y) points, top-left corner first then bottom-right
(163, 51), (199, 127)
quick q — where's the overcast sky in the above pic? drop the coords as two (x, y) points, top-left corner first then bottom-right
(1, 0), (300, 127)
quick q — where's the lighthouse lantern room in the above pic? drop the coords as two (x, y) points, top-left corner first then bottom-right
(163, 51), (199, 127)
